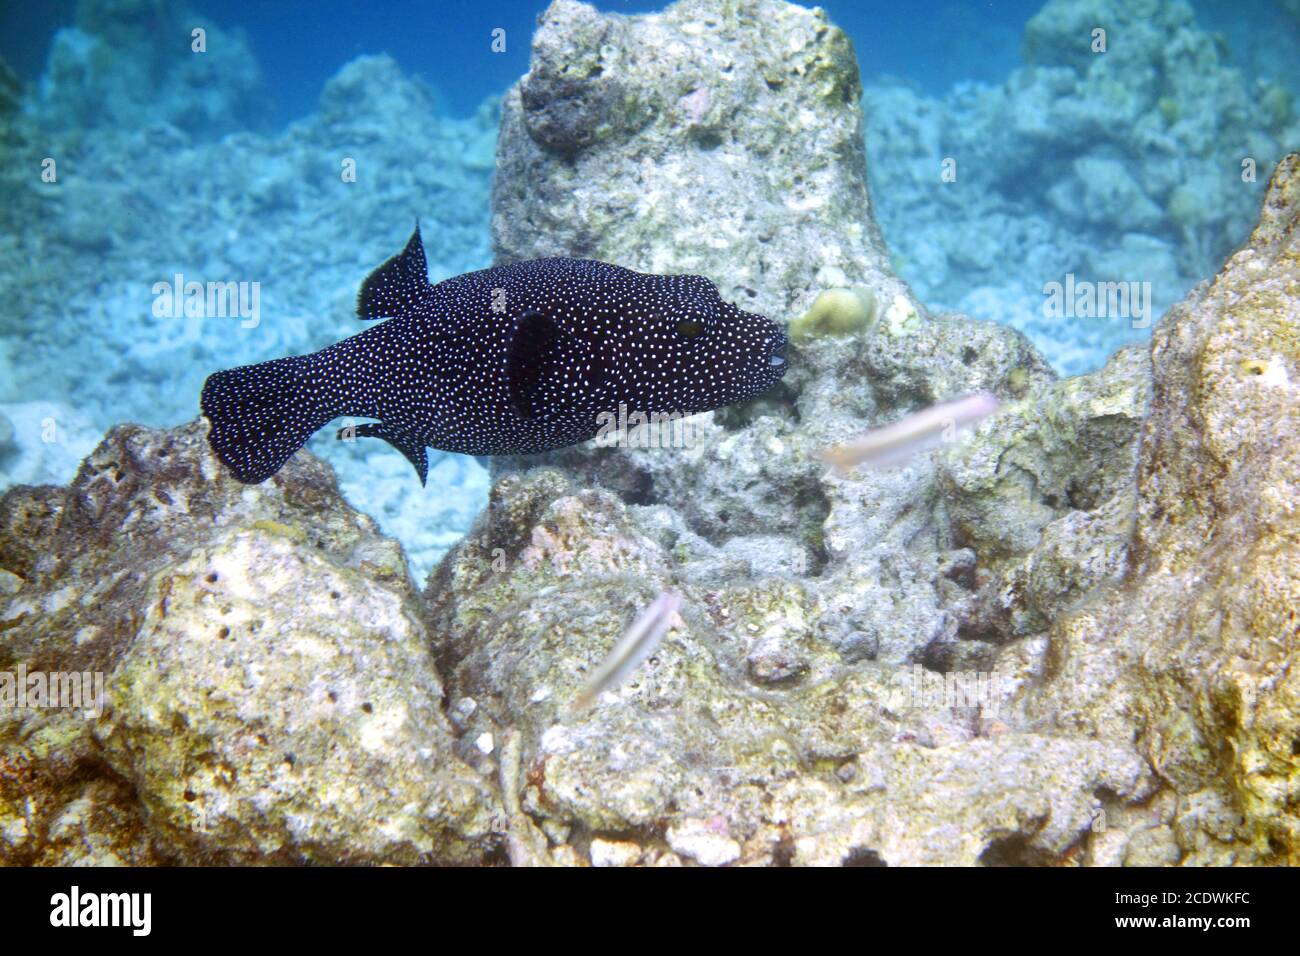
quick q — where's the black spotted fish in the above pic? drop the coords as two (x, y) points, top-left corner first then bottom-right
(200, 226), (789, 484)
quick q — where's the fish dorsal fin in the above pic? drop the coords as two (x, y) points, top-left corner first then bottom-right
(505, 309), (561, 419)
(337, 421), (429, 485)
(357, 224), (433, 319)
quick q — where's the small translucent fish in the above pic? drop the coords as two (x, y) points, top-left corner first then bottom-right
(570, 591), (682, 713)
(814, 391), (1001, 474)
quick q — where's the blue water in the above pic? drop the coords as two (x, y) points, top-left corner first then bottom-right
(3, 0), (1049, 121)
(1, 0), (1296, 577)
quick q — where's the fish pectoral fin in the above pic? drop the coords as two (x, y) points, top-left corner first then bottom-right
(356, 222), (434, 319)
(505, 309), (562, 419)
(337, 421), (429, 486)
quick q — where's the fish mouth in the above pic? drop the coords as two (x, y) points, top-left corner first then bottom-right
(766, 333), (789, 370)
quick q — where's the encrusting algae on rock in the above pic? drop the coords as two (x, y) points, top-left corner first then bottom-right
(1016, 154), (1300, 864)
(0, 421), (497, 865)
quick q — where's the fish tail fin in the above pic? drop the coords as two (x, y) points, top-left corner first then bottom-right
(200, 355), (330, 484)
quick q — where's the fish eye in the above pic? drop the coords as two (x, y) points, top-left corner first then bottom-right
(675, 319), (706, 339)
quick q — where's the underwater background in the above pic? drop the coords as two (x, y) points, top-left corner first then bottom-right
(0, 0), (1296, 580)
(3, 0), (1300, 869)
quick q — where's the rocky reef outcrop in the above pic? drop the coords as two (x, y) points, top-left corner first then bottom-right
(0, 422), (495, 864)
(3, 0), (1297, 866)
(491, 0), (909, 327)
(445, 0), (1300, 865)
(1008, 155), (1300, 865)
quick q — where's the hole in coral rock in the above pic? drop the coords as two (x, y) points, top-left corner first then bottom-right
(979, 833), (1055, 866)
(842, 847), (887, 866)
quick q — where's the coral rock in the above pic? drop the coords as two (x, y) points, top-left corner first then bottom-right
(0, 420), (497, 865)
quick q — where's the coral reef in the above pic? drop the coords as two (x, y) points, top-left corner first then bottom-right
(2, 0), (1297, 866)
(421, 139), (1300, 867)
(29, 0), (267, 139)
(0, 421), (496, 864)
(424, 467), (1155, 865)
(4, 20), (497, 576)
(1008, 154), (1300, 864)
(449, 0), (1300, 865)
(864, 0), (1299, 374)
(492, 0), (912, 328)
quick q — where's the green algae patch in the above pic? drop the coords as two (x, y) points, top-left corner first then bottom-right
(249, 518), (308, 544)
